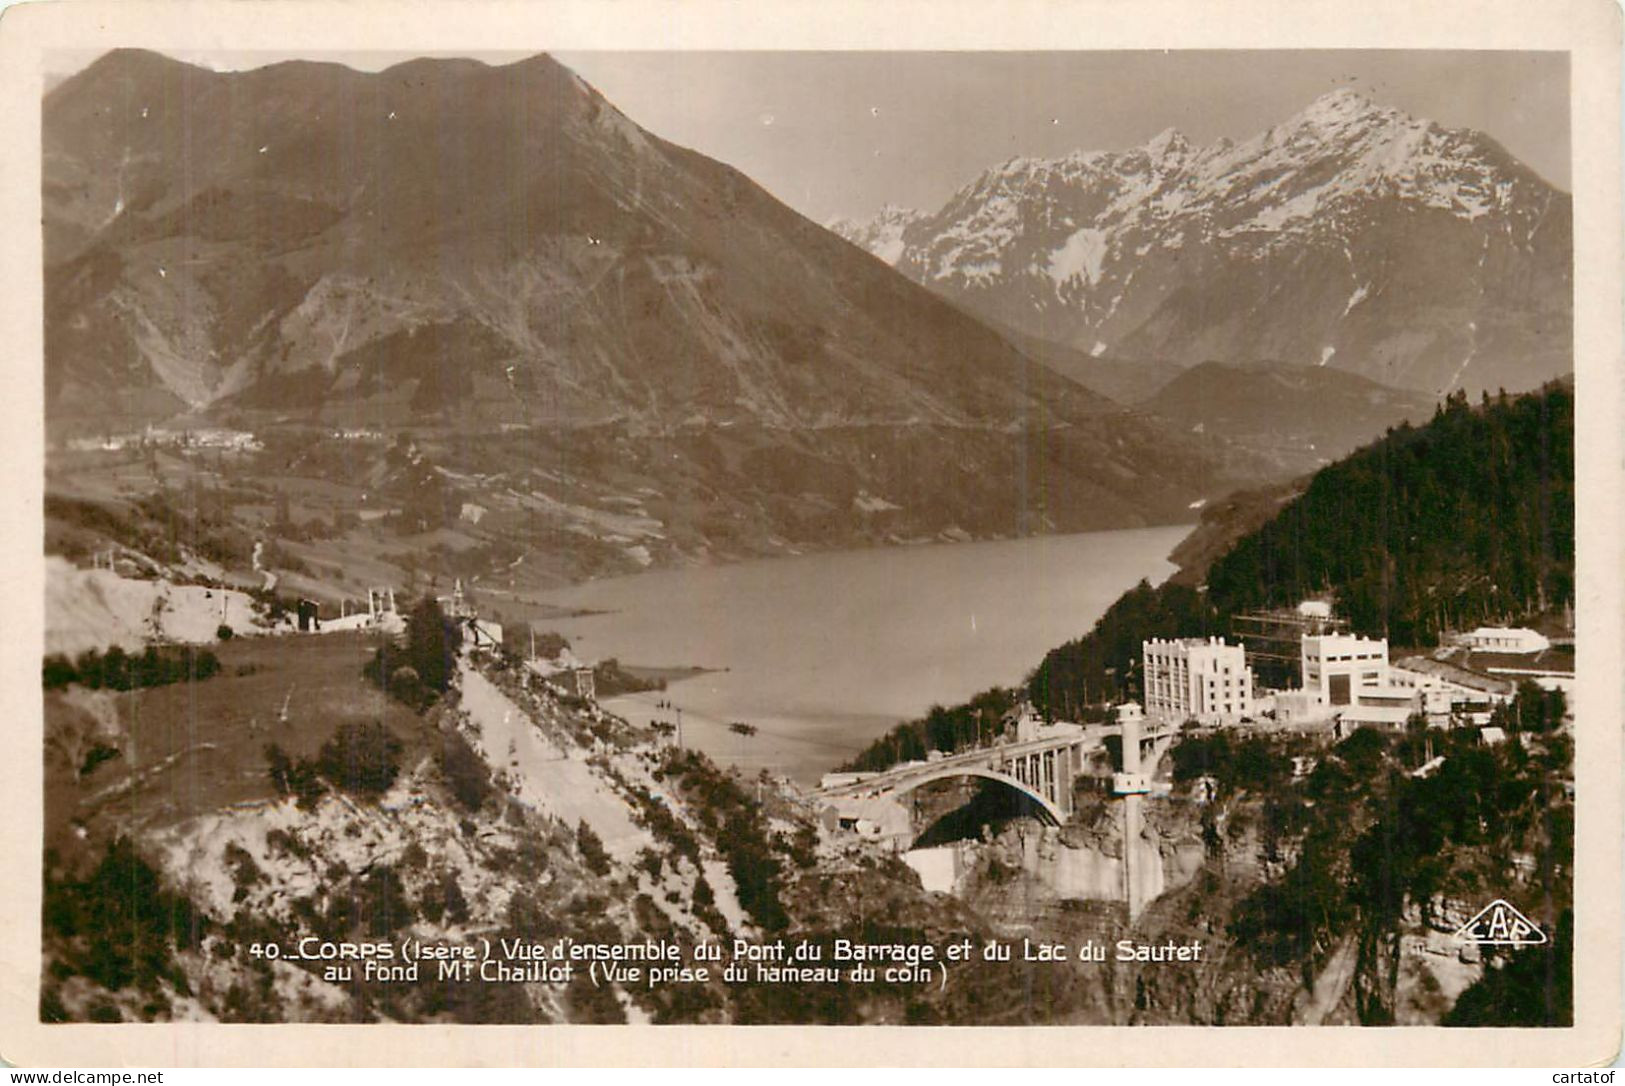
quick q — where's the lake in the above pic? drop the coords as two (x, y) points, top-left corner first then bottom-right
(534, 525), (1189, 783)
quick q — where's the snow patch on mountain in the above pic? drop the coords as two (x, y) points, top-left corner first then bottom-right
(1048, 227), (1109, 285)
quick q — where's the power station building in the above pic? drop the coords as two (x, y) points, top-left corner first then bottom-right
(1141, 636), (1255, 726)
(1301, 632), (1391, 707)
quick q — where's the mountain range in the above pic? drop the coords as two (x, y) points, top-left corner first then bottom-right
(830, 89), (1571, 400)
(43, 50), (1263, 571)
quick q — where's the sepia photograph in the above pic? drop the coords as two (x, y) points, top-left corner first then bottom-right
(3, 0), (1621, 1068)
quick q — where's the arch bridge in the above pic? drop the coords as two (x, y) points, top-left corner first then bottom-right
(815, 721), (1176, 840)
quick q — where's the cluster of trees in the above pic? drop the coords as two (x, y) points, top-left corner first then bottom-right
(266, 720), (404, 808)
(1445, 909), (1573, 1027)
(1223, 685), (1572, 1025)
(841, 687), (1019, 773)
(364, 596), (462, 709)
(1487, 679), (1569, 734)
(42, 837), (202, 1003)
(575, 820), (611, 877)
(43, 644), (221, 692)
(320, 865), (416, 941)
(590, 657), (666, 698)
(1169, 731), (1295, 799)
(264, 744), (327, 809)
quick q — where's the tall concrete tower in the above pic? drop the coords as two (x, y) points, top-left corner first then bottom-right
(1113, 703), (1152, 921)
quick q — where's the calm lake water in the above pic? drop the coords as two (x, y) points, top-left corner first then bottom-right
(536, 526), (1188, 784)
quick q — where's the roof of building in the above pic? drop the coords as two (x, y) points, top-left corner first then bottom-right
(1466, 626), (1545, 640)
(1395, 655), (1516, 696)
(1305, 631), (1388, 646)
(1145, 636), (1240, 649)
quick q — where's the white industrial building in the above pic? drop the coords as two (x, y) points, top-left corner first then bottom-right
(1268, 633), (1412, 728)
(1301, 633), (1391, 707)
(1142, 637), (1254, 726)
(1275, 633), (1515, 731)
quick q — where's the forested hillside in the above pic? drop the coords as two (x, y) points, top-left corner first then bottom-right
(1206, 384), (1573, 643)
(848, 381), (1573, 760)
(1028, 382), (1572, 718)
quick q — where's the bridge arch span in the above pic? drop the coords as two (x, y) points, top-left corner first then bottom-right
(881, 766), (1064, 827)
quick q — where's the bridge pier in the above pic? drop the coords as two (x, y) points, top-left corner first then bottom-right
(1113, 706), (1154, 922)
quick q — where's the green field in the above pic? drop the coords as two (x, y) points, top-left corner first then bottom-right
(45, 630), (433, 870)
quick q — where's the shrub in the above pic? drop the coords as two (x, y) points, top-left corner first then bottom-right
(317, 721), (402, 796)
(576, 820), (611, 876)
(224, 843), (263, 903)
(441, 873), (470, 925)
(264, 744), (292, 794)
(389, 665), (423, 705)
(42, 654), (77, 690)
(438, 730), (492, 812)
(637, 849), (663, 881)
(216, 624), (234, 641)
(265, 743), (326, 809)
(79, 743), (120, 779)
(335, 864), (416, 938)
(42, 836), (202, 995)
(405, 596), (461, 694)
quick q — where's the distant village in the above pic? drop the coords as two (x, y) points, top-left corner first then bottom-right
(64, 425), (264, 454)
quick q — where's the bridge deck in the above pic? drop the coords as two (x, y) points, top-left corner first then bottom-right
(816, 721), (1174, 799)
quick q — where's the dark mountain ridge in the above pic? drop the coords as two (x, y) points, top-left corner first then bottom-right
(1141, 360), (1440, 475)
(46, 49), (1109, 428)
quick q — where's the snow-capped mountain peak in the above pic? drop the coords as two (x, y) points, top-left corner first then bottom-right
(1142, 126), (1190, 160)
(1293, 87), (1384, 126)
(828, 203), (925, 264)
(831, 89), (1570, 399)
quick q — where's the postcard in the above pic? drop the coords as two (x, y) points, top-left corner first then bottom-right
(1, 0), (1619, 1067)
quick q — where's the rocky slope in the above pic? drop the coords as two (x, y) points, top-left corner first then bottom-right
(43, 50), (1250, 543)
(832, 89), (1571, 399)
